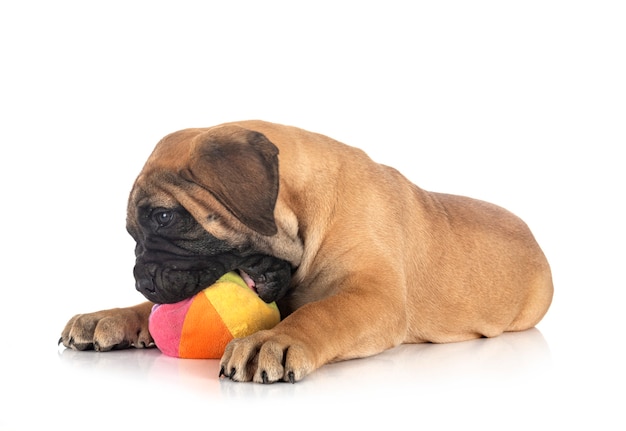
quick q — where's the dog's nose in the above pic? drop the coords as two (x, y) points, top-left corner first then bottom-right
(135, 277), (156, 294)
(134, 263), (158, 296)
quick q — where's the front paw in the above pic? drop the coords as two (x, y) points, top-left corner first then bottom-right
(59, 303), (153, 352)
(219, 331), (315, 384)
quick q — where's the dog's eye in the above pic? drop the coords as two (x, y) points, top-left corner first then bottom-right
(152, 210), (175, 228)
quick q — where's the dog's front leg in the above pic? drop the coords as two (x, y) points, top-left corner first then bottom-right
(220, 277), (407, 383)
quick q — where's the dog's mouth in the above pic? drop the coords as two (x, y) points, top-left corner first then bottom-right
(135, 255), (293, 305)
(238, 269), (259, 293)
(234, 259), (292, 304)
(237, 268), (286, 303)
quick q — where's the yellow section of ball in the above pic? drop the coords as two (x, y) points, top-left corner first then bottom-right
(201, 272), (281, 337)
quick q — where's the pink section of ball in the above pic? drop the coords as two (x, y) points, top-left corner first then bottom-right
(148, 297), (194, 357)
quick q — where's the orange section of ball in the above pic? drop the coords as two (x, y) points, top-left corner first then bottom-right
(178, 292), (234, 359)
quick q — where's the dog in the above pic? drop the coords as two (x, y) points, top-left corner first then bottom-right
(60, 120), (553, 383)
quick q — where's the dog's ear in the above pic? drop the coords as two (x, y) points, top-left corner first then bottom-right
(180, 127), (279, 236)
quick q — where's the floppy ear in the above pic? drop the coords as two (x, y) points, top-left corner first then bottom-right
(180, 127), (279, 236)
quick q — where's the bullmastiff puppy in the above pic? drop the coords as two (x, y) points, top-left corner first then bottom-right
(60, 120), (553, 383)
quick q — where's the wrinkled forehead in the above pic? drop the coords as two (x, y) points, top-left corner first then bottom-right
(126, 173), (180, 221)
(126, 127), (209, 214)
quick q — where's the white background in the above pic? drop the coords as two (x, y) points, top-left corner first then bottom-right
(1, 1), (624, 429)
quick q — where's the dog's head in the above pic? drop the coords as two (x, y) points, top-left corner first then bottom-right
(126, 125), (293, 304)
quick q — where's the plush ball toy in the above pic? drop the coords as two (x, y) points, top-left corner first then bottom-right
(148, 271), (281, 359)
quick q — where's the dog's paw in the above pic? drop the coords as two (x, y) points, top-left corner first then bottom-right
(59, 303), (153, 352)
(219, 331), (315, 384)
